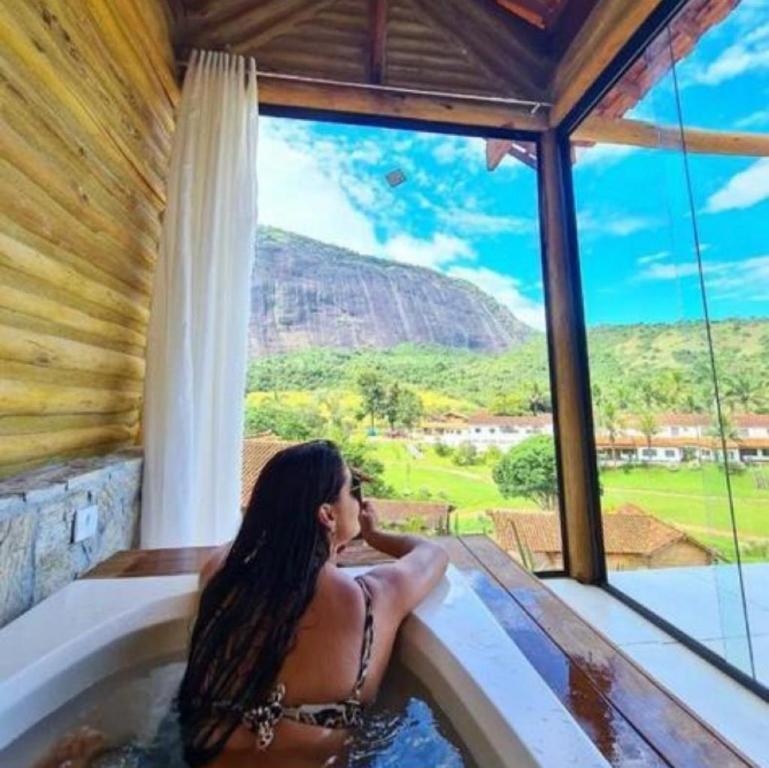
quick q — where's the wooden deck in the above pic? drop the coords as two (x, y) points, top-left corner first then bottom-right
(85, 535), (754, 767)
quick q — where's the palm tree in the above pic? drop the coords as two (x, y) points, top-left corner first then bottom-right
(662, 370), (687, 409)
(600, 401), (623, 461)
(724, 374), (759, 414)
(638, 411), (658, 450)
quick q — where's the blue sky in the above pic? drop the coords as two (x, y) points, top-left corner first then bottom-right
(257, 0), (768, 331)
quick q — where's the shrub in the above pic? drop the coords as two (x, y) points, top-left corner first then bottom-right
(452, 441), (478, 466)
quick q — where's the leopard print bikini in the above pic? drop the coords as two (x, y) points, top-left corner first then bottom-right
(213, 575), (374, 751)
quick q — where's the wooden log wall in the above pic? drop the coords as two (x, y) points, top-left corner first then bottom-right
(0, 0), (179, 478)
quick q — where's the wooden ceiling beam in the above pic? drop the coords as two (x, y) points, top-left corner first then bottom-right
(186, 0), (338, 49)
(369, 0), (388, 84)
(508, 141), (538, 168)
(548, 0), (599, 58)
(550, 0), (665, 126)
(495, 0), (548, 29)
(573, 116), (769, 156)
(486, 138), (515, 170)
(257, 74), (549, 132)
(408, 0), (550, 100)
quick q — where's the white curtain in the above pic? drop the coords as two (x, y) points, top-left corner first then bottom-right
(141, 51), (258, 548)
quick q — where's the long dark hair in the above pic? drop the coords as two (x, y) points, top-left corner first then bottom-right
(177, 440), (347, 765)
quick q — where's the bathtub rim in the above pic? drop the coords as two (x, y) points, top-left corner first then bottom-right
(0, 565), (608, 767)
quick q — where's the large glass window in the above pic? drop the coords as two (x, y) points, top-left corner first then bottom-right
(570, 1), (769, 688)
(244, 120), (562, 568)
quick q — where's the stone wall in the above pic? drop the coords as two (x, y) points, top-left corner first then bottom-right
(0, 450), (142, 628)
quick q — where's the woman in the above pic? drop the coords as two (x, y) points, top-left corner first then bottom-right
(178, 439), (449, 767)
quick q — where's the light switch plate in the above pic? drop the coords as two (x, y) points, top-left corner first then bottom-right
(73, 504), (99, 543)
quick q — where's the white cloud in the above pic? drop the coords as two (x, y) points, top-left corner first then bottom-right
(439, 208), (536, 236)
(694, 23), (769, 85)
(430, 135), (486, 167)
(578, 210), (657, 236)
(636, 254), (769, 303)
(705, 158), (769, 212)
(736, 108), (769, 128)
(381, 233), (476, 269)
(637, 251), (669, 265)
(575, 143), (638, 169)
(707, 255), (769, 301)
(637, 262), (704, 281)
(446, 266), (546, 330)
(258, 120), (379, 254)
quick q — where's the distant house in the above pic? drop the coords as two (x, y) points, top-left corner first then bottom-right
(595, 435), (769, 466)
(369, 498), (454, 534)
(489, 505), (718, 572)
(418, 411), (553, 452)
(734, 414), (769, 440)
(622, 413), (709, 440)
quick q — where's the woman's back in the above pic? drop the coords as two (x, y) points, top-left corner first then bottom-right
(211, 564), (402, 768)
(178, 441), (449, 768)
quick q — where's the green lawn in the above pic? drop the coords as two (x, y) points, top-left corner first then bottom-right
(368, 439), (769, 547)
(600, 465), (769, 537)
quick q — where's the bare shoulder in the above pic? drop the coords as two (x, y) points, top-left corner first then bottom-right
(359, 541), (449, 623)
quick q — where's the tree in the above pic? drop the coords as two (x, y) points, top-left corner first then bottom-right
(356, 370), (387, 430)
(600, 400), (623, 449)
(492, 435), (557, 510)
(396, 388), (424, 429)
(382, 382), (402, 432)
(527, 381), (549, 414)
(244, 401), (325, 441)
(338, 438), (394, 498)
(638, 411), (658, 450)
(724, 373), (760, 414)
(382, 383), (423, 432)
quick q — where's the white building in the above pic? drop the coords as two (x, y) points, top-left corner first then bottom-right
(418, 412), (553, 452)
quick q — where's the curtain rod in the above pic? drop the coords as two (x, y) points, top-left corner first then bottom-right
(176, 61), (551, 114)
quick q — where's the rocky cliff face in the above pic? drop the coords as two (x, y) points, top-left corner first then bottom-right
(249, 228), (534, 356)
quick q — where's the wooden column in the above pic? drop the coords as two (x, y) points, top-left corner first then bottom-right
(538, 130), (605, 583)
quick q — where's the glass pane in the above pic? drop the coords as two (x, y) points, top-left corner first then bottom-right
(246, 119), (560, 569)
(570, 2), (757, 680)
(674, 0), (769, 687)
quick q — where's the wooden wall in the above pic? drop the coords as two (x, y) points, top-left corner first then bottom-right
(0, 0), (179, 478)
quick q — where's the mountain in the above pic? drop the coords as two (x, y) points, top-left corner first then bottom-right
(249, 228), (535, 355)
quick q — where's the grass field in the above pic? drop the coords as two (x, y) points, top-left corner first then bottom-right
(369, 439), (769, 559)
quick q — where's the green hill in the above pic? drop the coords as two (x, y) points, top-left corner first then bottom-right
(247, 319), (769, 414)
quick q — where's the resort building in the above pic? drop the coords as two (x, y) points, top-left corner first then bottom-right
(418, 412), (554, 451)
(417, 412), (769, 464)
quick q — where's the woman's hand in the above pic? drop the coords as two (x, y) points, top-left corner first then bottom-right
(358, 500), (379, 543)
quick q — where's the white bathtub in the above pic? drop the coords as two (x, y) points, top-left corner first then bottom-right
(0, 565), (608, 768)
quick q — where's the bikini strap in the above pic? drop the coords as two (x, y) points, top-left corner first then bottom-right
(352, 576), (374, 699)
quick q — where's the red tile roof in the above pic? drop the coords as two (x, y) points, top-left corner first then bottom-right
(369, 498), (453, 532)
(241, 438), (296, 509)
(734, 414), (769, 428)
(489, 506), (713, 558)
(467, 412), (553, 428)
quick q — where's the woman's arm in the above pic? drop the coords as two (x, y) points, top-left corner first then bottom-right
(357, 502), (449, 620)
